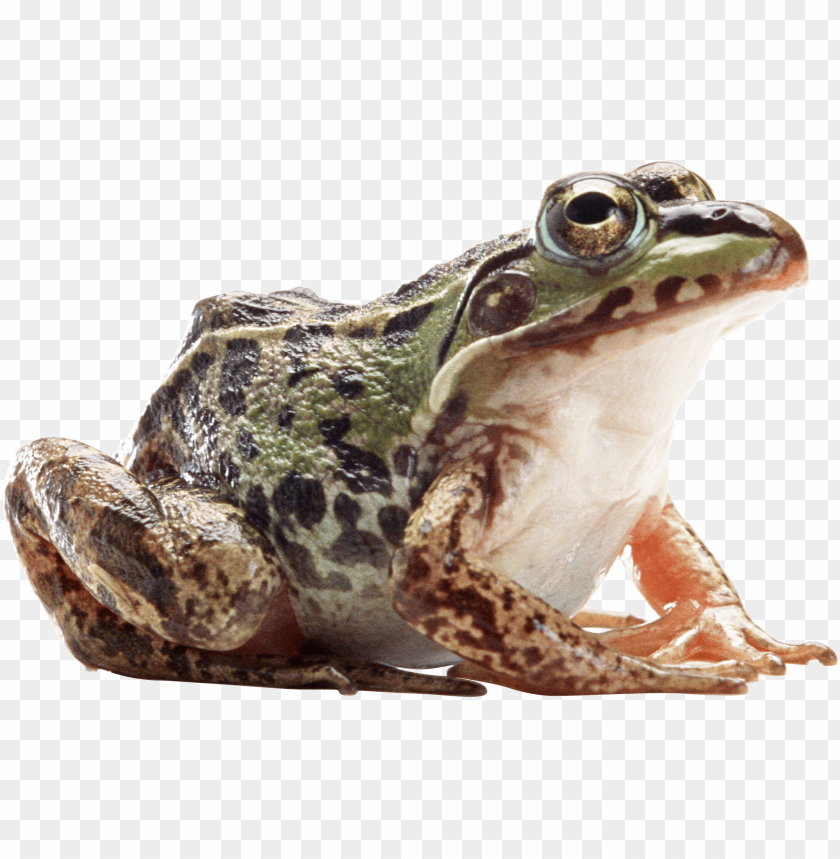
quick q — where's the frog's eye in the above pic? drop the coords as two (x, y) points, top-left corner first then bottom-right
(467, 271), (536, 337)
(536, 176), (652, 266)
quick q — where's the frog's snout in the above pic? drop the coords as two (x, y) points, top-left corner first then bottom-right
(660, 199), (808, 291)
(761, 206), (808, 288)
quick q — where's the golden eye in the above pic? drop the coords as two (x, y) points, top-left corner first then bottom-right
(467, 272), (536, 337)
(536, 175), (652, 266)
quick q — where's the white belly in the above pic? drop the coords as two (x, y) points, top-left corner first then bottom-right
(481, 427), (671, 617)
(470, 312), (742, 615)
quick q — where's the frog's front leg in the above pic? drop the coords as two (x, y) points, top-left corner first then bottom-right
(6, 438), (484, 697)
(598, 497), (837, 673)
(390, 463), (749, 696)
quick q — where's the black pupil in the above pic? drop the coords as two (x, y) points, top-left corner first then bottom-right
(565, 192), (616, 225)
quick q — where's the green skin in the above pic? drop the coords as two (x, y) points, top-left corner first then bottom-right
(5, 161), (836, 697)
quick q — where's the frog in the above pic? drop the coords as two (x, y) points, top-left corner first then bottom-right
(5, 161), (836, 697)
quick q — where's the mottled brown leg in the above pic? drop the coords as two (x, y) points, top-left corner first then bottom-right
(390, 463), (748, 696)
(6, 438), (484, 696)
(598, 497), (837, 674)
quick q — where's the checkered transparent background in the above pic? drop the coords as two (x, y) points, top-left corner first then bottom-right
(1, 2), (838, 857)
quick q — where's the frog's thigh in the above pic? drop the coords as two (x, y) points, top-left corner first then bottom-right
(6, 438), (289, 652)
(7, 439), (486, 696)
(389, 462), (746, 696)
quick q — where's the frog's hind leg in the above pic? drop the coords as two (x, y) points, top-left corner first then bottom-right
(572, 608), (646, 630)
(6, 438), (484, 697)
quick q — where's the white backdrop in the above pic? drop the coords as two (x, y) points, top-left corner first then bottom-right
(0, 2), (837, 857)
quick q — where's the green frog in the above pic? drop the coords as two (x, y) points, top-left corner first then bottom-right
(6, 162), (836, 697)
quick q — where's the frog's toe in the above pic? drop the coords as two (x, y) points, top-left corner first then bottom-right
(806, 642), (837, 666)
(659, 659), (762, 681)
(319, 665), (360, 695)
(736, 622), (838, 669)
(572, 609), (646, 630)
(652, 635), (787, 676)
(747, 652), (787, 675)
(342, 662), (487, 697)
(447, 657), (750, 696)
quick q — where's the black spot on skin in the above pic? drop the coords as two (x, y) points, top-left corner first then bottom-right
(453, 626), (506, 654)
(243, 484), (271, 532)
(218, 338), (261, 416)
(347, 325), (376, 339)
(170, 368), (196, 398)
(142, 383), (187, 441)
(288, 367), (316, 388)
(696, 273), (723, 294)
(327, 528), (390, 569)
(137, 397), (163, 438)
(408, 470), (435, 509)
(139, 366), (214, 457)
(318, 416), (393, 496)
(333, 493), (362, 529)
(501, 587), (515, 612)
(191, 351), (215, 381)
(378, 505), (409, 545)
(272, 520), (292, 551)
(282, 323), (334, 360)
(173, 371), (204, 441)
(86, 512), (178, 613)
(319, 415), (352, 446)
(403, 547), (432, 580)
(336, 447), (393, 496)
(272, 472), (327, 529)
(329, 492), (392, 569)
(277, 405), (296, 429)
(392, 445), (417, 478)
(428, 392), (469, 445)
(237, 428), (260, 461)
(521, 646), (543, 667)
(312, 303), (356, 321)
(331, 368), (365, 399)
(382, 302), (436, 346)
(583, 286), (634, 325)
(439, 582), (505, 652)
(653, 275), (687, 308)
(159, 640), (191, 677)
(283, 540), (352, 591)
(219, 451), (241, 487)
(84, 612), (156, 668)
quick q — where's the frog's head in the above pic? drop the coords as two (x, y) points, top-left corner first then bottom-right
(429, 161), (807, 415)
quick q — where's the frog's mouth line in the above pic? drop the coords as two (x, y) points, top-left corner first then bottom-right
(506, 211), (808, 357)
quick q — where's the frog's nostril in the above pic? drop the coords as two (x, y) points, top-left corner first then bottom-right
(711, 207), (727, 219)
(566, 192), (617, 225)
